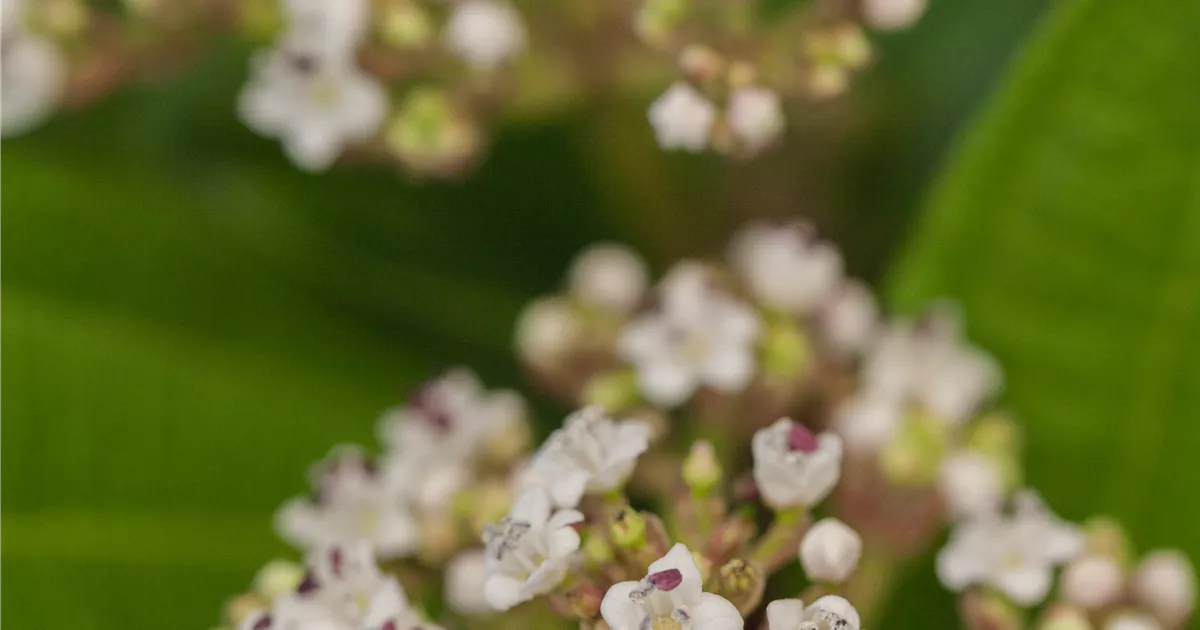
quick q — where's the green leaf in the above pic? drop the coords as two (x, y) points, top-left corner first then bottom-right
(888, 0), (1200, 567)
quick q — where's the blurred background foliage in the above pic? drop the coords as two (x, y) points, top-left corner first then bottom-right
(3, 0), (1198, 628)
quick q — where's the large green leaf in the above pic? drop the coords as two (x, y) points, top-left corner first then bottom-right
(888, 0), (1200, 565)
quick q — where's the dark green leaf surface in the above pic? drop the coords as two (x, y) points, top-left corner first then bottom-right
(888, 0), (1200, 567)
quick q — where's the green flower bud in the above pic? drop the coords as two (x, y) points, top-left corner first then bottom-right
(253, 559), (304, 600)
(717, 559), (765, 615)
(683, 440), (723, 498)
(378, 0), (434, 49)
(634, 0), (689, 47)
(583, 370), (641, 413)
(386, 88), (480, 176)
(610, 507), (647, 549)
(760, 315), (812, 378)
(878, 409), (948, 487)
(1083, 517), (1132, 566)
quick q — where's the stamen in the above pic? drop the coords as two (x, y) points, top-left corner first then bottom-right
(647, 569), (683, 591)
(786, 423), (820, 453)
(330, 547), (344, 577)
(252, 614), (272, 630)
(296, 570), (319, 595)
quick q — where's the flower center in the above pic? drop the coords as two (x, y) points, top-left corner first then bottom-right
(787, 423), (820, 453)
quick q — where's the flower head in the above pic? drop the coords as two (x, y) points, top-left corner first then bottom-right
(937, 491), (1084, 605)
(728, 221), (843, 316)
(519, 405), (652, 508)
(444, 0), (526, 71)
(482, 488), (583, 611)
(752, 418), (843, 509)
(238, 45), (387, 171)
(276, 447), (418, 559)
(727, 87), (785, 153)
(601, 543), (743, 630)
(619, 262), (761, 407)
(648, 82), (717, 152)
(766, 596), (861, 630)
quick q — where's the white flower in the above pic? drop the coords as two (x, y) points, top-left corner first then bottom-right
(863, 308), (1001, 425)
(1133, 550), (1196, 627)
(1106, 613), (1164, 630)
(1061, 554), (1125, 610)
(938, 451), (1004, 520)
(1, 0), (67, 137)
(799, 518), (862, 583)
(520, 405), (652, 508)
(862, 0), (928, 31)
(280, 0), (372, 56)
(444, 0), (526, 71)
(238, 46), (387, 172)
(727, 87), (785, 153)
(515, 297), (582, 367)
(601, 543), (743, 630)
(482, 488), (583, 611)
(378, 368), (527, 467)
(648, 82), (716, 152)
(728, 221), (844, 316)
(818, 281), (878, 356)
(766, 595), (861, 630)
(752, 418), (843, 510)
(619, 262), (761, 407)
(568, 243), (649, 313)
(937, 491), (1084, 605)
(275, 447), (419, 559)
(832, 391), (902, 453)
(446, 549), (493, 615)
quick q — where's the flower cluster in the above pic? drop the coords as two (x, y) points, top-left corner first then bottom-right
(4, 0), (927, 176)
(216, 221), (1195, 630)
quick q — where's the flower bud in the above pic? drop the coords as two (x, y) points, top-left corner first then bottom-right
(717, 558), (766, 614)
(799, 518), (862, 583)
(683, 440), (723, 497)
(635, 0), (688, 47)
(1038, 604), (1094, 630)
(568, 244), (648, 314)
(679, 45), (724, 84)
(252, 559), (304, 600)
(1133, 550), (1196, 627)
(727, 86), (785, 154)
(878, 411), (948, 487)
(761, 316), (812, 378)
(446, 549), (492, 615)
(611, 507), (647, 549)
(1084, 517), (1133, 567)
(224, 593), (266, 627)
(1061, 554), (1125, 610)
(379, 0), (434, 49)
(938, 451), (1003, 520)
(583, 530), (615, 567)
(961, 589), (1023, 630)
(418, 512), (461, 564)
(583, 370), (641, 412)
(862, 0), (928, 31)
(555, 581), (606, 619)
(515, 297), (582, 369)
(386, 88), (480, 176)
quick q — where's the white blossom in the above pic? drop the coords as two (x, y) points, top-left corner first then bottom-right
(444, 0), (526, 71)
(1061, 554), (1125, 610)
(800, 518), (862, 583)
(752, 418), (843, 510)
(938, 451), (1004, 520)
(275, 447), (419, 559)
(601, 543), (743, 630)
(619, 262), (761, 407)
(937, 491), (1084, 605)
(862, 0), (928, 31)
(862, 308), (1001, 425)
(446, 549), (493, 615)
(519, 405), (652, 508)
(819, 281), (879, 356)
(648, 82), (716, 152)
(1133, 550), (1196, 627)
(1, 0), (67, 136)
(727, 87), (785, 153)
(728, 221), (843, 316)
(238, 45), (387, 172)
(482, 488), (583, 610)
(280, 0), (372, 56)
(766, 595), (862, 630)
(568, 243), (649, 314)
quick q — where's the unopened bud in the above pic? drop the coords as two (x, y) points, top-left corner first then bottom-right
(634, 0), (688, 47)
(568, 243), (648, 314)
(253, 559), (304, 600)
(761, 316), (812, 377)
(1038, 604), (1094, 630)
(862, 0), (928, 31)
(32, 0), (87, 38)
(679, 45), (724, 84)
(583, 530), (615, 567)
(878, 411), (948, 487)
(483, 401), (531, 465)
(557, 581), (605, 619)
(708, 513), (757, 562)
(386, 88), (480, 176)
(1133, 550), (1196, 627)
(1062, 555), (1125, 610)
(961, 589), (1023, 630)
(379, 0), (435, 49)
(224, 594), (266, 627)
(584, 370), (641, 412)
(799, 518), (862, 583)
(611, 508), (647, 549)
(515, 297), (582, 369)
(419, 512), (461, 564)
(717, 559), (765, 614)
(445, 549), (491, 615)
(683, 440), (723, 497)
(1083, 518), (1132, 567)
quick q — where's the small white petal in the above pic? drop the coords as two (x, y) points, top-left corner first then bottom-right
(648, 82), (716, 152)
(690, 592), (744, 630)
(445, 0), (526, 70)
(600, 581), (645, 630)
(647, 543), (704, 605)
(484, 573), (525, 611)
(727, 87), (785, 153)
(766, 598), (808, 629)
